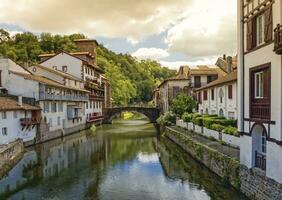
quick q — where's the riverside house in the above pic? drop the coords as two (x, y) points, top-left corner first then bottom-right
(0, 58), (89, 144)
(155, 65), (226, 113)
(238, 0), (282, 198)
(39, 39), (111, 123)
(195, 56), (237, 119)
(0, 96), (41, 145)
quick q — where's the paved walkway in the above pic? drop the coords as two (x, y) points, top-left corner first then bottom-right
(168, 126), (240, 159)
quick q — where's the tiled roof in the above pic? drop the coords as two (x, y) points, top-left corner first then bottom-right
(195, 71), (237, 91)
(0, 97), (41, 111)
(30, 64), (82, 81)
(9, 71), (89, 93)
(158, 65), (226, 87)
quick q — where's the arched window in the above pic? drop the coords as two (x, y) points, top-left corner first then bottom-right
(219, 88), (224, 103)
(219, 109), (224, 117)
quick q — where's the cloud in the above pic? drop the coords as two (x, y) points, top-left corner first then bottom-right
(132, 48), (169, 61)
(0, 0), (191, 44)
(160, 56), (218, 69)
(165, 0), (237, 58)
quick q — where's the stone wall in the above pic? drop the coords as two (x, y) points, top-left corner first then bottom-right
(165, 126), (240, 189)
(240, 165), (282, 200)
(0, 139), (24, 177)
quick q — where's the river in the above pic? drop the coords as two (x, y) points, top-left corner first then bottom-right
(0, 119), (246, 200)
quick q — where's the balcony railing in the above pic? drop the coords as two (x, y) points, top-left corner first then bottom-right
(89, 93), (104, 100)
(255, 151), (266, 171)
(39, 92), (88, 102)
(274, 24), (282, 55)
(250, 104), (270, 120)
(20, 118), (40, 126)
(87, 113), (104, 122)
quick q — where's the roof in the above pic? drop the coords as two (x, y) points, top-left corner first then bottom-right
(158, 65), (226, 88)
(38, 51), (104, 73)
(73, 39), (99, 46)
(215, 56), (237, 72)
(30, 64), (82, 81)
(9, 71), (89, 93)
(0, 97), (41, 111)
(195, 71), (237, 91)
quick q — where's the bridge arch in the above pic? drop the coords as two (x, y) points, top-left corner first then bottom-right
(102, 107), (160, 124)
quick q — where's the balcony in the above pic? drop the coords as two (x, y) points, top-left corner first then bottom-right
(250, 103), (270, 120)
(274, 24), (282, 55)
(89, 93), (104, 101)
(191, 82), (208, 89)
(20, 118), (40, 126)
(39, 92), (88, 102)
(87, 113), (104, 122)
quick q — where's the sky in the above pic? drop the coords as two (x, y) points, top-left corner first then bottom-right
(0, 0), (237, 69)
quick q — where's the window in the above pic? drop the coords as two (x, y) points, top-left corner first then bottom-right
(228, 85), (233, 99)
(49, 118), (53, 127)
(13, 111), (17, 118)
(58, 102), (63, 112)
(51, 102), (57, 113)
(219, 88), (224, 103)
(219, 109), (224, 117)
(2, 127), (7, 136)
(255, 72), (263, 98)
(203, 90), (208, 101)
(194, 76), (201, 88)
(44, 102), (49, 113)
(62, 66), (68, 72)
(211, 89), (215, 100)
(256, 14), (265, 46)
(207, 75), (218, 83)
(57, 117), (61, 126)
(228, 112), (235, 119)
(198, 92), (202, 104)
(262, 131), (267, 154)
(1, 111), (7, 119)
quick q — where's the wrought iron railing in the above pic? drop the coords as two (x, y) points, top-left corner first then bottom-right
(20, 118), (40, 126)
(39, 92), (88, 102)
(255, 151), (266, 171)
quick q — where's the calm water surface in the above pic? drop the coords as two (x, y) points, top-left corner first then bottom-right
(0, 119), (246, 200)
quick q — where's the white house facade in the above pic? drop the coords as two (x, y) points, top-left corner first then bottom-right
(238, 0), (282, 198)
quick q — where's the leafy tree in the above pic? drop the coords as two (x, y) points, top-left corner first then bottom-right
(170, 93), (197, 116)
(0, 29), (10, 42)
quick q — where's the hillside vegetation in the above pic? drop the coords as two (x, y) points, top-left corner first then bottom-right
(0, 29), (176, 105)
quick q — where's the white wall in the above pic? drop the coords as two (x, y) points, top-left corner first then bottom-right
(40, 53), (83, 80)
(0, 110), (36, 144)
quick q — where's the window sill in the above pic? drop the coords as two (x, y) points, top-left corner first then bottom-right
(244, 41), (274, 55)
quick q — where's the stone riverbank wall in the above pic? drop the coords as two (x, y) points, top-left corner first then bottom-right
(164, 126), (240, 189)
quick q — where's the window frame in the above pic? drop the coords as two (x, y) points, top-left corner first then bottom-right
(254, 71), (264, 99)
(256, 14), (265, 47)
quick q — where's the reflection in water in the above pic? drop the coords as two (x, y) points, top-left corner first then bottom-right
(0, 120), (245, 200)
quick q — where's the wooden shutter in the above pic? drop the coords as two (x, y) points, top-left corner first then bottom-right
(211, 89), (214, 100)
(0, 70), (2, 87)
(247, 19), (254, 51)
(198, 92), (202, 104)
(264, 6), (273, 43)
(228, 85), (233, 99)
(263, 67), (271, 99)
(204, 90), (208, 100)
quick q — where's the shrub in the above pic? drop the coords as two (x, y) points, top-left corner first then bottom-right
(211, 124), (225, 132)
(223, 126), (239, 136)
(157, 111), (176, 126)
(182, 112), (192, 122)
(219, 140), (227, 145)
(192, 116), (204, 126)
(202, 116), (224, 129)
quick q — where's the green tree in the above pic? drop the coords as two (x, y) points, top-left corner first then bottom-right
(170, 93), (197, 116)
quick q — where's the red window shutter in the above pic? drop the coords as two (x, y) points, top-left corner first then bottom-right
(211, 89), (214, 100)
(203, 91), (207, 100)
(263, 67), (271, 98)
(198, 92), (202, 104)
(264, 6), (273, 43)
(228, 85), (233, 99)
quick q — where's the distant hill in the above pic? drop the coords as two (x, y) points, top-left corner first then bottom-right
(0, 29), (176, 105)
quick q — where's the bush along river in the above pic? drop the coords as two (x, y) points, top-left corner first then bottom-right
(0, 119), (247, 200)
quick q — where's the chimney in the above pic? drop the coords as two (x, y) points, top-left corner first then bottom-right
(18, 96), (23, 107)
(223, 54), (226, 60)
(226, 56), (232, 73)
(74, 39), (98, 66)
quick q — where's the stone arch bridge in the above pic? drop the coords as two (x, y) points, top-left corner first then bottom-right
(103, 107), (160, 124)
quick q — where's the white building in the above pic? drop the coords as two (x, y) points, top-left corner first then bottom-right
(0, 96), (41, 145)
(156, 65), (225, 113)
(238, 0), (282, 197)
(0, 58), (89, 142)
(195, 56), (237, 119)
(39, 39), (109, 123)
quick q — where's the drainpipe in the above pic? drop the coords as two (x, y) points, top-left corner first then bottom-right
(238, 0), (245, 134)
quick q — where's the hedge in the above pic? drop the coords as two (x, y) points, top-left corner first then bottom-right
(211, 124), (225, 132)
(223, 126), (239, 136)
